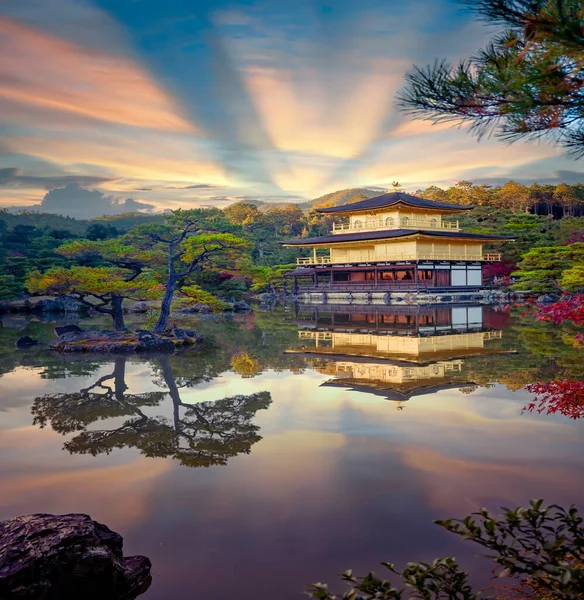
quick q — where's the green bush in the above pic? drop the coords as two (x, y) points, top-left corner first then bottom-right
(308, 500), (583, 600)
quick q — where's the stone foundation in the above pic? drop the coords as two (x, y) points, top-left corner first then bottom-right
(297, 289), (516, 305)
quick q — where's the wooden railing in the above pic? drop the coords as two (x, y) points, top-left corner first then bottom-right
(296, 253), (501, 265)
(297, 256), (332, 265)
(332, 219), (460, 234)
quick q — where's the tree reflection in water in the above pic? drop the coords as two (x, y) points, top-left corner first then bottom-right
(32, 356), (272, 468)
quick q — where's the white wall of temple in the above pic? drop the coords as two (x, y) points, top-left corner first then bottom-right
(333, 360), (464, 383)
(347, 208), (447, 230)
(328, 239), (483, 262)
(327, 331), (488, 356)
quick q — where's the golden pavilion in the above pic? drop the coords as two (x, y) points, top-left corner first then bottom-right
(282, 192), (513, 304)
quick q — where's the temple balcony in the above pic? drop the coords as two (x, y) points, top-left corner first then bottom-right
(331, 219), (459, 234)
(297, 252), (501, 265)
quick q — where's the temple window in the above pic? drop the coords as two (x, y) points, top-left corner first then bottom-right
(401, 217), (410, 226)
(385, 217), (394, 227)
(354, 220), (363, 229)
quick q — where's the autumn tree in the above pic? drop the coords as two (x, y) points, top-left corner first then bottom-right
(130, 209), (250, 334)
(398, 0), (584, 155)
(496, 181), (531, 212)
(26, 239), (163, 331)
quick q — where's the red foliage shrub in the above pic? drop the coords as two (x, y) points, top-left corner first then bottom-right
(483, 260), (515, 283)
(524, 379), (584, 420)
(536, 294), (584, 328)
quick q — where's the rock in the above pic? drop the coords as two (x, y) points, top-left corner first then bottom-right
(537, 293), (560, 304)
(15, 336), (38, 349)
(232, 300), (251, 312)
(126, 302), (149, 314)
(54, 324), (84, 337)
(0, 513), (151, 600)
(32, 297), (84, 314)
(49, 330), (182, 353)
(171, 328), (202, 344)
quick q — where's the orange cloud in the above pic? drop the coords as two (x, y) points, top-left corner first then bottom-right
(5, 132), (228, 186)
(399, 445), (584, 514)
(0, 16), (194, 133)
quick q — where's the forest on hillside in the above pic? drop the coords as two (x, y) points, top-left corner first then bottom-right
(1, 180), (584, 301)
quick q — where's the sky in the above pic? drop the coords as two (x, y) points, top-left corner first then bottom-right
(2, 0), (584, 216)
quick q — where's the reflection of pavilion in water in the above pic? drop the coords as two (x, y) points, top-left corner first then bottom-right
(288, 304), (511, 404)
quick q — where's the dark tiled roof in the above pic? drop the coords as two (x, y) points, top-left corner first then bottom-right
(316, 192), (473, 213)
(320, 380), (469, 401)
(281, 229), (514, 246)
(282, 268), (316, 277)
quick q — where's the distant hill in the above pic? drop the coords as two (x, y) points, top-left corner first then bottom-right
(0, 210), (163, 234)
(298, 188), (383, 211)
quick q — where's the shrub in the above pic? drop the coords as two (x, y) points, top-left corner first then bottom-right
(307, 500), (584, 600)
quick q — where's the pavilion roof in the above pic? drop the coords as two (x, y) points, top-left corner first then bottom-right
(315, 192), (473, 214)
(281, 228), (514, 246)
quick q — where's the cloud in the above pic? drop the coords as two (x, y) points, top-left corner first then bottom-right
(167, 183), (226, 190)
(0, 167), (116, 190)
(0, 16), (195, 133)
(10, 183), (156, 219)
(1, 0), (583, 209)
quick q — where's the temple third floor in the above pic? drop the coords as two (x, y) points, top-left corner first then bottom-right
(331, 213), (460, 234)
(315, 191), (471, 235)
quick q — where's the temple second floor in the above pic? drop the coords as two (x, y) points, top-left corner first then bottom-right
(283, 230), (510, 265)
(295, 329), (505, 362)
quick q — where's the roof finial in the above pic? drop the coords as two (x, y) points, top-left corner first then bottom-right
(391, 181), (403, 193)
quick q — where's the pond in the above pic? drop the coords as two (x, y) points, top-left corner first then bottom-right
(0, 303), (583, 599)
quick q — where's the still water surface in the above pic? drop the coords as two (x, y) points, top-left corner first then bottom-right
(0, 304), (583, 599)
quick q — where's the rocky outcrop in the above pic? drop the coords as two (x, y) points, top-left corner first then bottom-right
(232, 300), (252, 312)
(49, 329), (201, 353)
(32, 297), (85, 314)
(537, 293), (560, 304)
(54, 324), (84, 336)
(15, 336), (38, 349)
(0, 297), (85, 315)
(0, 513), (151, 600)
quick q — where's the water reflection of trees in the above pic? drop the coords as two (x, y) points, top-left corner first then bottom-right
(32, 356), (272, 468)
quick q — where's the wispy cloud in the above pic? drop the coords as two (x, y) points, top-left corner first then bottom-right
(0, 16), (194, 132)
(0, 167), (116, 190)
(1, 0), (583, 213)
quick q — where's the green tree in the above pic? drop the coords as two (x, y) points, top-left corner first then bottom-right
(26, 239), (163, 331)
(85, 223), (119, 240)
(513, 243), (584, 291)
(27, 266), (162, 331)
(130, 209), (250, 334)
(398, 0), (584, 155)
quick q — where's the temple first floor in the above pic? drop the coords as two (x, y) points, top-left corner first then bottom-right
(286, 261), (485, 294)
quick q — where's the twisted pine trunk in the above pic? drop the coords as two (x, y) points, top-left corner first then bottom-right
(110, 294), (126, 332)
(153, 245), (177, 335)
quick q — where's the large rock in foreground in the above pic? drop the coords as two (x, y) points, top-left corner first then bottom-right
(49, 329), (201, 353)
(0, 513), (151, 600)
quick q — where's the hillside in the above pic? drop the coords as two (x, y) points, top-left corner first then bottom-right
(297, 188), (382, 211)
